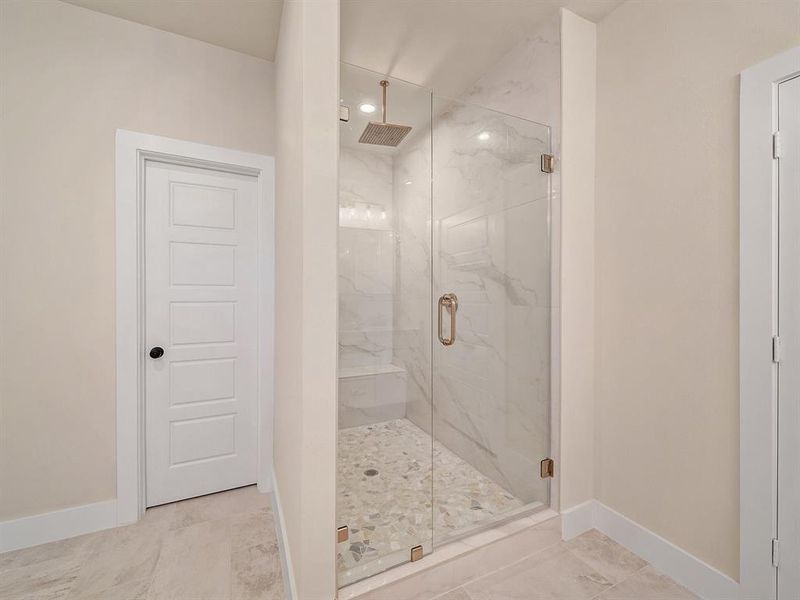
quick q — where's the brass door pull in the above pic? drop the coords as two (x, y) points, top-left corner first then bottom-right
(437, 293), (458, 346)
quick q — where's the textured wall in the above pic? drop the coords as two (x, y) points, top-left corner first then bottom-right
(595, 0), (800, 578)
(0, 0), (274, 521)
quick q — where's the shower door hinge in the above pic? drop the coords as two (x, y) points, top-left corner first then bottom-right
(773, 335), (781, 364)
(541, 154), (555, 173)
(540, 458), (555, 479)
(410, 545), (424, 562)
(339, 105), (350, 122)
(337, 526), (349, 543)
(772, 538), (780, 568)
(773, 131), (781, 159)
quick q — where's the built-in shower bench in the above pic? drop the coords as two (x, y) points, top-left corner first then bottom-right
(338, 363), (408, 428)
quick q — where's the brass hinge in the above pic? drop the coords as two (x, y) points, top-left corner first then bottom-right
(773, 538), (780, 568)
(540, 458), (555, 479)
(541, 154), (554, 173)
(773, 131), (781, 159)
(773, 336), (781, 364)
(410, 545), (424, 562)
(337, 526), (349, 543)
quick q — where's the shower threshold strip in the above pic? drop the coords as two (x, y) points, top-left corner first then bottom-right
(338, 504), (558, 599)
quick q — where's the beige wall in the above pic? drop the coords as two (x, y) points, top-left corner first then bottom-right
(595, 0), (800, 579)
(559, 9), (597, 512)
(273, 0), (338, 597)
(0, 0), (275, 521)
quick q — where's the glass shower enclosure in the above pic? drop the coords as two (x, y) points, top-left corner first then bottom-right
(337, 63), (552, 587)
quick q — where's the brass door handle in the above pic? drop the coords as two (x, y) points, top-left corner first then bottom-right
(437, 293), (458, 346)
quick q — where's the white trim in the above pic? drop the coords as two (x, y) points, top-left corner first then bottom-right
(271, 470), (297, 600)
(115, 130), (275, 525)
(740, 46), (800, 600)
(560, 499), (595, 540)
(562, 501), (738, 600)
(0, 500), (117, 553)
(595, 503), (738, 600)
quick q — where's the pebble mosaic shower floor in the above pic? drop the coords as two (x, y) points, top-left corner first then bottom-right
(336, 418), (524, 577)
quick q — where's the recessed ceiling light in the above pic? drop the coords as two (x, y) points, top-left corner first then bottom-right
(359, 103), (376, 114)
(478, 131), (490, 141)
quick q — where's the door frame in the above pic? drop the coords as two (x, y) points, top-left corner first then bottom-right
(115, 130), (275, 525)
(740, 46), (800, 600)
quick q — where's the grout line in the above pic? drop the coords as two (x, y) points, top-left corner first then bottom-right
(454, 535), (566, 591)
(587, 563), (651, 600)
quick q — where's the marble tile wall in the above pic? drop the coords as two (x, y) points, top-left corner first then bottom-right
(339, 147), (407, 427)
(396, 15), (560, 511)
(339, 147), (395, 369)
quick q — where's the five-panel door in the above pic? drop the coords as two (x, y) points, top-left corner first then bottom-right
(145, 161), (259, 507)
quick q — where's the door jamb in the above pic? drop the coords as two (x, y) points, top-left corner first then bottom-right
(115, 130), (275, 525)
(740, 46), (800, 600)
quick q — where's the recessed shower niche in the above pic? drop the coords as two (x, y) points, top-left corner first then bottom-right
(337, 63), (553, 587)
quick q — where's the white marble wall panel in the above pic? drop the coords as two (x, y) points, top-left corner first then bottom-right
(338, 370), (408, 428)
(339, 148), (395, 369)
(392, 140), (433, 431)
(395, 15), (560, 511)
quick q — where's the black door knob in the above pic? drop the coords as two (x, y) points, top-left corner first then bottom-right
(149, 346), (164, 359)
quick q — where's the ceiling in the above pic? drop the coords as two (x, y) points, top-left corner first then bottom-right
(63, 0), (623, 96)
(341, 0), (623, 98)
(63, 0), (285, 60)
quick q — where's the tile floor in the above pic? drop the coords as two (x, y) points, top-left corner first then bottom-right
(0, 486), (284, 600)
(432, 529), (698, 600)
(337, 418), (524, 577)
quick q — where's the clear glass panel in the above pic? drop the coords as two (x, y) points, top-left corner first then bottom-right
(336, 63), (433, 587)
(431, 97), (552, 545)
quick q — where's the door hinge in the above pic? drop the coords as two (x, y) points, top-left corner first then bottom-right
(410, 545), (424, 562)
(774, 131), (781, 159)
(773, 335), (781, 364)
(339, 105), (350, 123)
(773, 538), (780, 568)
(540, 458), (555, 479)
(337, 525), (349, 543)
(541, 154), (554, 173)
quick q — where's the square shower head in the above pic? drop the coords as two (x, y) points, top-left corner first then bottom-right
(358, 121), (412, 147)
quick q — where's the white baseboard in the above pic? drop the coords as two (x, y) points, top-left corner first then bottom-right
(0, 499), (117, 553)
(560, 499), (596, 540)
(562, 500), (738, 600)
(271, 470), (297, 600)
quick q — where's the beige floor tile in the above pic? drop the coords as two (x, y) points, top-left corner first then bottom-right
(0, 490), (283, 600)
(171, 486), (270, 531)
(231, 508), (278, 552)
(71, 576), (151, 600)
(593, 565), (698, 600)
(0, 531), (98, 573)
(464, 544), (615, 600)
(230, 542), (284, 600)
(566, 529), (648, 584)
(66, 523), (162, 597)
(140, 502), (177, 531)
(0, 553), (84, 600)
(433, 588), (473, 600)
(146, 518), (232, 600)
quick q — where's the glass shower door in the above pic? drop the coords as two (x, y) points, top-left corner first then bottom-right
(431, 98), (552, 544)
(336, 64), (433, 587)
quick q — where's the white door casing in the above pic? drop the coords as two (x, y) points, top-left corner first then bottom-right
(145, 162), (259, 506)
(116, 130), (274, 524)
(740, 46), (800, 600)
(777, 74), (800, 600)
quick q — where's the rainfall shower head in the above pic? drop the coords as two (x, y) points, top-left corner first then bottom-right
(358, 80), (412, 147)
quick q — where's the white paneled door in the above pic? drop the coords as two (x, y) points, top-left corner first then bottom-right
(778, 74), (800, 600)
(145, 161), (259, 507)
